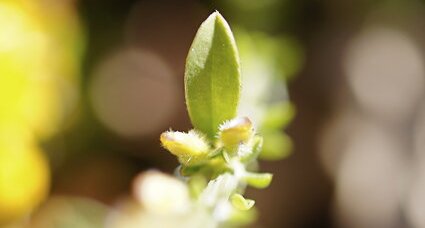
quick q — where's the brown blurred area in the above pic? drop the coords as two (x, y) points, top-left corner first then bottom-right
(3, 0), (425, 227)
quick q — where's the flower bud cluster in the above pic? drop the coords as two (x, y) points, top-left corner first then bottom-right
(160, 117), (257, 169)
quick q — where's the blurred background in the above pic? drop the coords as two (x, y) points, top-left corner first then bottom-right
(1, 0), (425, 227)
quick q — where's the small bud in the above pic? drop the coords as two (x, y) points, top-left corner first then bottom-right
(239, 136), (263, 163)
(160, 130), (209, 166)
(243, 172), (273, 189)
(219, 117), (254, 151)
(230, 193), (255, 211)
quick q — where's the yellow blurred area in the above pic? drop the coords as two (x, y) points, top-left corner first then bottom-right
(0, 0), (82, 139)
(0, 0), (82, 224)
(0, 3), (54, 137)
(0, 125), (49, 223)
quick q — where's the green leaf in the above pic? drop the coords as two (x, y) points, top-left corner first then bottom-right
(244, 172), (273, 189)
(185, 11), (241, 139)
(231, 193), (255, 211)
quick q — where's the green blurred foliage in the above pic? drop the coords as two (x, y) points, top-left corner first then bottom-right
(236, 29), (301, 160)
